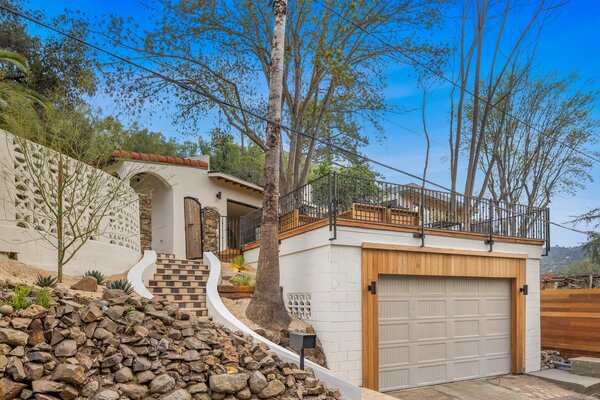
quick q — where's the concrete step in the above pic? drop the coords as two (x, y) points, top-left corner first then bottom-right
(149, 286), (206, 295)
(571, 357), (600, 378)
(529, 369), (600, 395)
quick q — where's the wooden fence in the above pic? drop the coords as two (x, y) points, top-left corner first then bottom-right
(541, 289), (600, 357)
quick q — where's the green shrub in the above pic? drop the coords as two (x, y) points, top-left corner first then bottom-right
(230, 255), (250, 272)
(106, 279), (134, 295)
(231, 273), (255, 286)
(84, 270), (106, 285)
(34, 274), (58, 288)
(35, 288), (53, 309)
(8, 285), (32, 311)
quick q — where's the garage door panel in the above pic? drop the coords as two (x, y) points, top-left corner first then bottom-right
(454, 299), (479, 316)
(454, 340), (480, 358)
(380, 322), (409, 342)
(417, 321), (446, 339)
(417, 300), (447, 317)
(379, 299), (409, 319)
(378, 276), (511, 391)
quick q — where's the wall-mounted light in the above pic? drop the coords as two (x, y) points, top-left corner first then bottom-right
(216, 191), (222, 200)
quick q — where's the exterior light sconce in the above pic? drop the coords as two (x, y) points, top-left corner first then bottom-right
(216, 191), (222, 199)
(289, 332), (317, 370)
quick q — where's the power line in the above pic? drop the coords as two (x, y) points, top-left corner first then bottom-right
(311, 0), (600, 165)
(0, 4), (590, 237)
(0, 4), (455, 193)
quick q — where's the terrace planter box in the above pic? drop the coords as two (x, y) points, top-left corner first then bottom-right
(218, 284), (255, 299)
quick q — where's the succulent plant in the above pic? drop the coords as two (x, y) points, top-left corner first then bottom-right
(231, 273), (255, 287)
(34, 274), (58, 288)
(84, 270), (106, 285)
(106, 279), (134, 295)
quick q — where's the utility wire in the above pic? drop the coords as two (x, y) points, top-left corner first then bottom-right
(0, 4), (590, 236)
(0, 3), (455, 193)
(311, 0), (600, 165)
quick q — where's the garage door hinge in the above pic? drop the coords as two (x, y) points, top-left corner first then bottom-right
(367, 281), (377, 295)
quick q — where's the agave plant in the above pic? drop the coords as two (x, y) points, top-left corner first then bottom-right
(84, 270), (106, 285)
(106, 279), (134, 295)
(230, 255), (250, 272)
(231, 273), (255, 287)
(34, 274), (58, 288)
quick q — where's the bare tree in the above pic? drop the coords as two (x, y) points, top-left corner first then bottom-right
(474, 71), (598, 210)
(76, 0), (446, 193)
(448, 0), (566, 200)
(245, 0), (291, 329)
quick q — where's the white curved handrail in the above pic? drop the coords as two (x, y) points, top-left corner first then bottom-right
(204, 252), (360, 400)
(127, 250), (157, 299)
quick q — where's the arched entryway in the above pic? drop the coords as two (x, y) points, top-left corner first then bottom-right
(129, 172), (174, 255)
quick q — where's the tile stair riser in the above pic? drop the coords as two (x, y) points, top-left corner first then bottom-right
(149, 281), (206, 288)
(155, 269), (209, 275)
(150, 255), (209, 318)
(149, 287), (206, 294)
(153, 274), (208, 281)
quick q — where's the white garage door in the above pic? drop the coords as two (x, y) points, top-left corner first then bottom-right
(378, 275), (511, 392)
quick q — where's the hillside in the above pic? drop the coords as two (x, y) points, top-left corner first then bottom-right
(541, 245), (585, 273)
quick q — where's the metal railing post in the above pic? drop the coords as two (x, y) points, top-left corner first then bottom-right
(331, 171), (337, 241)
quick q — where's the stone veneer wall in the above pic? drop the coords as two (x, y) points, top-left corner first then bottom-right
(138, 189), (152, 251)
(203, 206), (219, 254)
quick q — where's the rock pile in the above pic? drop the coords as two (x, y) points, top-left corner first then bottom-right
(0, 285), (343, 399)
(541, 350), (565, 369)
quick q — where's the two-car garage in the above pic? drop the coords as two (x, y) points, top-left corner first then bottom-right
(362, 243), (527, 392)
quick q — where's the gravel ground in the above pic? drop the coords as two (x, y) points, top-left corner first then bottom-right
(0, 257), (127, 298)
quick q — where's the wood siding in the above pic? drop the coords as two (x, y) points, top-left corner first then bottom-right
(541, 289), (600, 355)
(362, 244), (527, 391)
(184, 197), (203, 259)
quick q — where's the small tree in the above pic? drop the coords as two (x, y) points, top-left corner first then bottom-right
(2, 106), (139, 282)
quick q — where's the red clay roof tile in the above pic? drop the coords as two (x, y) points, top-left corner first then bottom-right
(111, 150), (208, 169)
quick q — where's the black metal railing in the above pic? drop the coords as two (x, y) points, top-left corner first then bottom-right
(239, 172), (550, 251)
(217, 215), (242, 261)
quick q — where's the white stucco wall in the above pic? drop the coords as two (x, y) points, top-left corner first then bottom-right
(0, 130), (141, 275)
(114, 160), (263, 259)
(243, 225), (543, 386)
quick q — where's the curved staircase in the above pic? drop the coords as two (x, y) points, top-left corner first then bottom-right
(148, 253), (209, 318)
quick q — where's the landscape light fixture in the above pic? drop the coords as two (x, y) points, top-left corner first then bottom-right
(289, 332), (317, 370)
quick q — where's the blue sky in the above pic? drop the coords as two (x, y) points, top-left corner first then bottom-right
(25, 0), (600, 246)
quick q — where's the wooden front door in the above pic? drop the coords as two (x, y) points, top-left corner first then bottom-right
(184, 197), (203, 259)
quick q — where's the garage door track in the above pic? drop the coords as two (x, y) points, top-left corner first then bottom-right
(363, 375), (596, 400)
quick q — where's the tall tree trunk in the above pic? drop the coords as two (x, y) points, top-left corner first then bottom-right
(246, 0), (291, 329)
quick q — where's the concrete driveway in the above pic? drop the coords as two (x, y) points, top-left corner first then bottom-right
(362, 375), (596, 400)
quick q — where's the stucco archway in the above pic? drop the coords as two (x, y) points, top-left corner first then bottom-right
(129, 172), (174, 255)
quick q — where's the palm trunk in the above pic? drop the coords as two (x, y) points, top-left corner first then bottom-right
(246, 0), (291, 329)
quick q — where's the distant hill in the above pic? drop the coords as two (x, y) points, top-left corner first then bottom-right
(541, 245), (586, 273)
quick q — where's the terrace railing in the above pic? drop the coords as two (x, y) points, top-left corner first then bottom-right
(240, 172), (550, 253)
